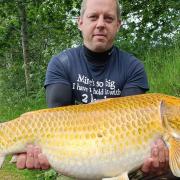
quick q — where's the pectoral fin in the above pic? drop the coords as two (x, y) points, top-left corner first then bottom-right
(102, 172), (129, 180)
(0, 154), (5, 168)
(169, 137), (180, 177)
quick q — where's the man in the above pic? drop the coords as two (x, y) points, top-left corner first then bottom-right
(16, 0), (171, 179)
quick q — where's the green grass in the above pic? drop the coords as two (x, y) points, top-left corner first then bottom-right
(0, 95), (46, 122)
(144, 43), (180, 97)
(0, 43), (179, 179)
(0, 156), (47, 180)
(0, 156), (74, 180)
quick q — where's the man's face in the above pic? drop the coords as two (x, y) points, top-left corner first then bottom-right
(78, 0), (121, 52)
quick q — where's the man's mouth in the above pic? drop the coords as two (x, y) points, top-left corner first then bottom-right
(94, 34), (106, 37)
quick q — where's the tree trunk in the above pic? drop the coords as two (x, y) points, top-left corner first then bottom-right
(18, 1), (31, 95)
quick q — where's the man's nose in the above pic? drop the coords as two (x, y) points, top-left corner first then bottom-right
(96, 16), (105, 28)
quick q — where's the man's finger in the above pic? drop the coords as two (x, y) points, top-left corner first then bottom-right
(165, 145), (169, 162)
(38, 153), (50, 170)
(157, 139), (166, 170)
(16, 153), (27, 169)
(33, 146), (41, 169)
(151, 145), (159, 168)
(26, 145), (34, 169)
(141, 158), (153, 173)
(157, 139), (165, 162)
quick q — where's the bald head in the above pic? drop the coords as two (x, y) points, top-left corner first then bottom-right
(80, 0), (121, 20)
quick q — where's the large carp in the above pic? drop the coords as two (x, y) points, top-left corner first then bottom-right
(0, 93), (180, 180)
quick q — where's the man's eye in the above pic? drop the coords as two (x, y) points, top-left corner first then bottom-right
(105, 17), (113, 23)
(89, 16), (97, 21)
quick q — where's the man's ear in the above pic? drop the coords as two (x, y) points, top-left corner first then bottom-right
(117, 20), (121, 32)
(77, 17), (83, 31)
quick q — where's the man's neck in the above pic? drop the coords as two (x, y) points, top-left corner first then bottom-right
(83, 45), (114, 65)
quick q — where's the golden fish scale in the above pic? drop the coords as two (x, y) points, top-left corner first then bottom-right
(0, 94), (172, 154)
(0, 93), (179, 179)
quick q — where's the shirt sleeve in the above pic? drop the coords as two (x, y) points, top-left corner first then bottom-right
(46, 83), (72, 108)
(44, 52), (70, 88)
(123, 57), (149, 92)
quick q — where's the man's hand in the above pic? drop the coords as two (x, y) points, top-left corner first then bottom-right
(16, 145), (50, 170)
(141, 139), (169, 175)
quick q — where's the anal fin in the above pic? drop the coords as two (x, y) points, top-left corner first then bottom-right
(102, 172), (129, 180)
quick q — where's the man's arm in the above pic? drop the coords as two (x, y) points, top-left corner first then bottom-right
(46, 83), (72, 108)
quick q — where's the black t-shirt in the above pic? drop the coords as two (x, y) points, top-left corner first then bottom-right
(45, 45), (149, 104)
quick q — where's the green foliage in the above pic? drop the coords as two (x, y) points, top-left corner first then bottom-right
(116, 0), (180, 54)
(0, 0), (81, 98)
